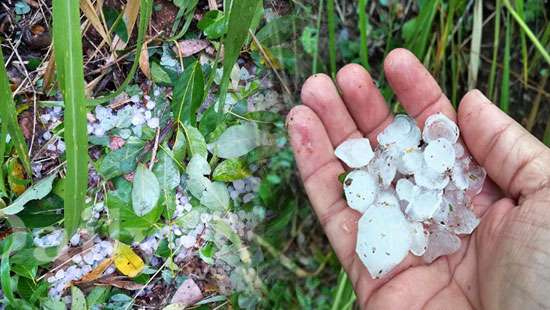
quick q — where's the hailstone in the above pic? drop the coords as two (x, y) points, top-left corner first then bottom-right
(335, 113), (485, 278)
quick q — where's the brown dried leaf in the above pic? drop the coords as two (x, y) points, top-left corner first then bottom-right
(111, 0), (140, 51)
(97, 276), (145, 290)
(173, 40), (209, 58)
(78, 258), (114, 283)
(139, 41), (151, 79)
(80, 0), (111, 44)
(170, 278), (203, 306)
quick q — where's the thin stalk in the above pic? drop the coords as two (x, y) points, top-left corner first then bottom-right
(514, 0), (528, 85)
(327, 0), (336, 78)
(500, 13), (511, 112)
(503, 0), (550, 65)
(488, 0), (501, 100)
(358, 0), (369, 69)
(312, 0), (325, 74)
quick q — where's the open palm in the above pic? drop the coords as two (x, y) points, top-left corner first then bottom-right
(287, 49), (550, 309)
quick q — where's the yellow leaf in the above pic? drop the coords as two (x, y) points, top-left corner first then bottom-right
(114, 242), (144, 278)
(78, 257), (114, 283)
(6, 158), (27, 196)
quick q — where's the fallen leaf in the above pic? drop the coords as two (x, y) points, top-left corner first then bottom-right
(173, 39), (209, 58)
(114, 242), (144, 278)
(97, 276), (145, 290)
(170, 278), (203, 306)
(139, 40), (151, 79)
(78, 258), (114, 283)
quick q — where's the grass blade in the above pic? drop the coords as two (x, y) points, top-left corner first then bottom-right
(53, 0), (89, 237)
(216, 0), (262, 112)
(500, 13), (511, 112)
(88, 0), (153, 105)
(514, 0), (528, 85)
(311, 0), (324, 74)
(405, 0), (440, 60)
(327, 0), (336, 78)
(544, 116), (550, 146)
(467, 0), (482, 89)
(488, 0), (501, 100)
(330, 268), (355, 310)
(0, 48), (31, 176)
(358, 0), (369, 69)
(503, 0), (550, 66)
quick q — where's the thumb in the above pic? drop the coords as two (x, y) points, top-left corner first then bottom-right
(458, 89), (550, 200)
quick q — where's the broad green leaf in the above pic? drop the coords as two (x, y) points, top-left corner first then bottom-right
(53, 0), (88, 237)
(1, 174), (56, 216)
(0, 48), (31, 175)
(300, 26), (318, 55)
(199, 242), (215, 264)
(172, 61), (204, 125)
(183, 125), (208, 158)
(217, 0), (261, 111)
(187, 155), (211, 177)
(98, 140), (144, 180)
(208, 122), (269, 159)
(42, 298), (67, 310)
(106, 178), (162, 243)
(197, 10), (226, 39)
(187, 175), (210, 200)
(172, 128), (187, 167)
(86, 286), (111, 307)
(132, 164), (160, 216)
(153, 149), (180, 190)
(151, 62), (172, 85)
(1, 236), (15, 305)
(255, 16), (300, 47)
(200, 182), (229, 210)
(71, 286), (87, 310)
(18, 194), (63, 228)
(213, 159), (251, 182)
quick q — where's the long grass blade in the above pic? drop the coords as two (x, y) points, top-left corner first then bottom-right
(327, 0), (336, 78)
(330, 268), (356, 310)
(53, 0), (88, 237)
(488, 0), (501, 100)
(88, 0), (152, 105)
(514, 0), (528, 85)
(503, 0), (550, 66)
(358, 0), (369, 69)
(216, 0), (262, 112)
(527, 23), (550, 74)
(406, 0), (440, 60)
(467, 0), (482, 89)
(500, 13), (511, 112)
(544, 116), (550, 146)
(311, 0), (324, 74)
(0, 48), (31, 176)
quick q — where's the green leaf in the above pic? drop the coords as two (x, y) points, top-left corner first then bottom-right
(183, 125), (208, 158)
(18, 193), (63, 228)
(151, 62), (172, 85)
(71, 286), (87, 310)
(187, 155), (211, 177)
(208, 122), (270, 159)
(42, 298), (66, 310)
(53, 0), (89, 237)
(172, 61), (204, 125)
(132, 164), (160, 216)
(300, 26), (319, 55)
(213, 159), (251, 182)
(187, 175), (210, 200)
(106, 178), (162, 243)
(199, 241), (215, 264)
(86, 286), (111, 306)
(200, 182), (229, 210)
(153, 149), (180, 190)
(197, 10), (226, 39)
(0, 47), (31, 175)
(1, 236), (15, 305)
(97, 140), (144, 180)
(172, 129), (187, 168)
(1, 174), (56, 216)
(255, 15), (300, 47)
(217, 0), (261, 111)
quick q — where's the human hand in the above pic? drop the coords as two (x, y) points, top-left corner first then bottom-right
(287, 48), (550, 309)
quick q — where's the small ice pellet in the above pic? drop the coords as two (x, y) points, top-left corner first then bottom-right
(334, 138), (375, 168)
(423, 138), (456, 173)
(423, 113), (459, 143)
(343, 170), (378, 213)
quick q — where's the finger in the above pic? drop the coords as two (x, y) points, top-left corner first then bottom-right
(301, 74), (362, 146)
(286, 105), (359, 267)
(458, 89), (550, 199)
(336, 64), (393, 141)
(384, 48), (456, 126)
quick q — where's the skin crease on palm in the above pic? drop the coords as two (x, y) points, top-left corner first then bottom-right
(286, 48), (550, 310)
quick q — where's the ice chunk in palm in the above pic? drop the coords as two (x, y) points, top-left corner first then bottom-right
(335, 138), (374, 168)
(356, 206), (412, 278)
(424, 138), (455, 173)
(397, 148), (423, 175)
(409, 221), (428, 256)
(422, 225), (461, 263)
(423, 113), (459, 143)
(368, 150), (396, 187)
(405, 189), (442, 221)
(447, 205), (479, 235)
(377, 115), (421, 151)
(414, 162), (449, 190)
(465, 161), (486, 196)
(396, 178), (417, 203)
(343, 170), (378, 213)
(375, 190), (400, 208)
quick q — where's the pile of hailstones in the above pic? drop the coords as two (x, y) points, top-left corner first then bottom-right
(335, 113), (485, 279)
